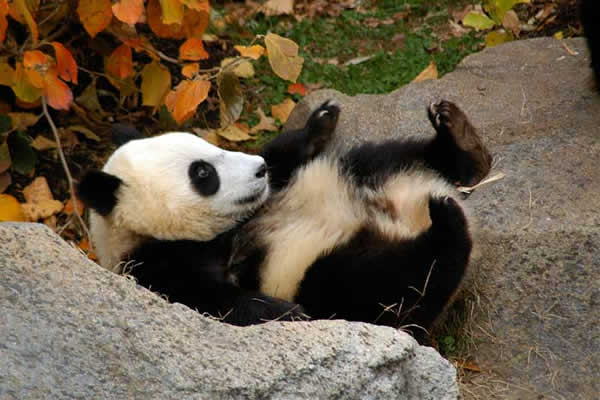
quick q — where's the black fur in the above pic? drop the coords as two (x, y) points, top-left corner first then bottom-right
(581, 0), (600, 88)
(127, 234), (306, 325)
(80, 100), (489, 338)
(77, 170), (122, 216)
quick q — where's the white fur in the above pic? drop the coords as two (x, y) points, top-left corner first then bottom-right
(91, 132), (268, 270)
(253, 159), (459, 301)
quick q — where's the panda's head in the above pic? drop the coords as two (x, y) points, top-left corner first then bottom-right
(78, 132), (269, 270)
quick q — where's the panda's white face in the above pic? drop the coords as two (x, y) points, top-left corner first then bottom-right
(90, 132), (269, 268)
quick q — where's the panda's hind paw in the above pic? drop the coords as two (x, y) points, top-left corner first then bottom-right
(428, 195), (466, 231)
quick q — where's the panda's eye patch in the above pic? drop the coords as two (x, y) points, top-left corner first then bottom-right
(189, 160), (219, 196)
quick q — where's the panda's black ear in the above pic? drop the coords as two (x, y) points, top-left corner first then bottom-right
(77, 170), (122, 216)
(111, 123), (143, 147)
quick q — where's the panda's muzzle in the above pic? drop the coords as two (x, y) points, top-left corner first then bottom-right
(236, 184), (268, 206)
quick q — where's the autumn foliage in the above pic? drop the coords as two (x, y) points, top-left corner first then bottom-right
(0, 0), (306, 230)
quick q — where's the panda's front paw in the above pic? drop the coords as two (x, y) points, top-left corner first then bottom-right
(304, 100), (341, 157)
(428, 195), (467, 232)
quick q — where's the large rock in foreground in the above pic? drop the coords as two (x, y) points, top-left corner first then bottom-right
(287, 37), (599, 399)
(0, 223), (457, 399)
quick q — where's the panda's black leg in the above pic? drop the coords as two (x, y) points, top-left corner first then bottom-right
(426, 100), (492, 186)
(342, 101), (491, 188)
(261, 100), (340, 190)
(296, 195), (471, 342)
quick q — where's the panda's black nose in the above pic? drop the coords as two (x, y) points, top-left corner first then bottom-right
(255, 163), (267, 178)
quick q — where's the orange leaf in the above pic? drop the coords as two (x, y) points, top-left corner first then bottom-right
(412, 61), (438, 83)
(77, 0), (112, 38)
(14, 0), (38, 45)
(179, 38), (209, 61)
(146, 0), (185, 39)
(234, 45), (265, 60)
(51, 42), (78, 84)
(181, 63), (199, 78)
(271, 98), (296, 124)
(78, 239), (97, 260)
(23, 50), (51, 89)
(165, 79), (210, 125)
(182, 7), (209, 38)
(106, 44), (134, 79)
(0, 0), (8, 43)
(43, 70), (73, 110)
(0, 194), (25, 222)
(112, 0), (143, 25)
(288, 82), (307, 96)
(23, 176), (53, 204)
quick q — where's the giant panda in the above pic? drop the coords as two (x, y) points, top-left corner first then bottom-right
(78, 99), (491, 338)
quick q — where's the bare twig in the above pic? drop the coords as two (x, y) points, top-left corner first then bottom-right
(41, 96), (92, 245)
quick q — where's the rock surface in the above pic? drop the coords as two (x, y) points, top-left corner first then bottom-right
(0, 222), (458, 400)
(287, 37), (599, 399)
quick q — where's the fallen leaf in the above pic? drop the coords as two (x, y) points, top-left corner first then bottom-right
(485, 30), (513, 47)
(250, 107), (278, 133)
(68, 125), (101, 142)
(554, 31), (564, 40)
(412, 61), (438, 82)
(0, 193), (25, 221)
(454, 359), (482, 373)
(23, 176), (53, 203)
(287, 82), (307, 96)
(262, 0), (294, 16)
(21, 199), (63, 221)
(192, 128), (220, 146)
(76, 80), (106, 115)
(502, 9), (520, 37)
(220, 57), (255, 78)
(462, 11), (495, 31)
(43, 214), (56, 230)
(31, 135), (57, 151)
(216, 123), (252, 142)
(77, 0), (112, 38)
(112, 0), (144, 25)
(141, 61), (171, 108)
(51, 42), (78, 84)
(452, 4), (473, 23)
(271, 98), (296, 123)
(234, 44), (265, 60)
(265, 32), (304, 82)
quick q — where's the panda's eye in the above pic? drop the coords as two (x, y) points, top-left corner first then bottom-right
(189, 160), (219, 196)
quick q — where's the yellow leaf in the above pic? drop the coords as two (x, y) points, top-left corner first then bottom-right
(11, 62), (42, 103)
(0, 193), (25, 221)
(147, 0), (185, 39)
(141, 61), (171, 108)
(250, 107), (278, 134)
(264, 32), (304, 83)
(271, 98), (296, 123)
(554, 31), (563, 40)
(23, 176), (53, 204)
(234, 44), (265, 60)
(412, 61), (438, 82)
(262, 0), (294, 16)
(485, 30), (513, 47)
(220, 57), (255, 78)
(216, 124), (252, 142)
(159, 0), (184, 25)
(21, 199), (63, 221)
(180, 0), (209, 12)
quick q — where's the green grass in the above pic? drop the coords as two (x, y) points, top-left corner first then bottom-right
(221, 0), (481, 113)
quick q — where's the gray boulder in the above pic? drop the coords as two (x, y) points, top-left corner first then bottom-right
(287, 37), (599, 399)
(0, 222), (458, 399)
